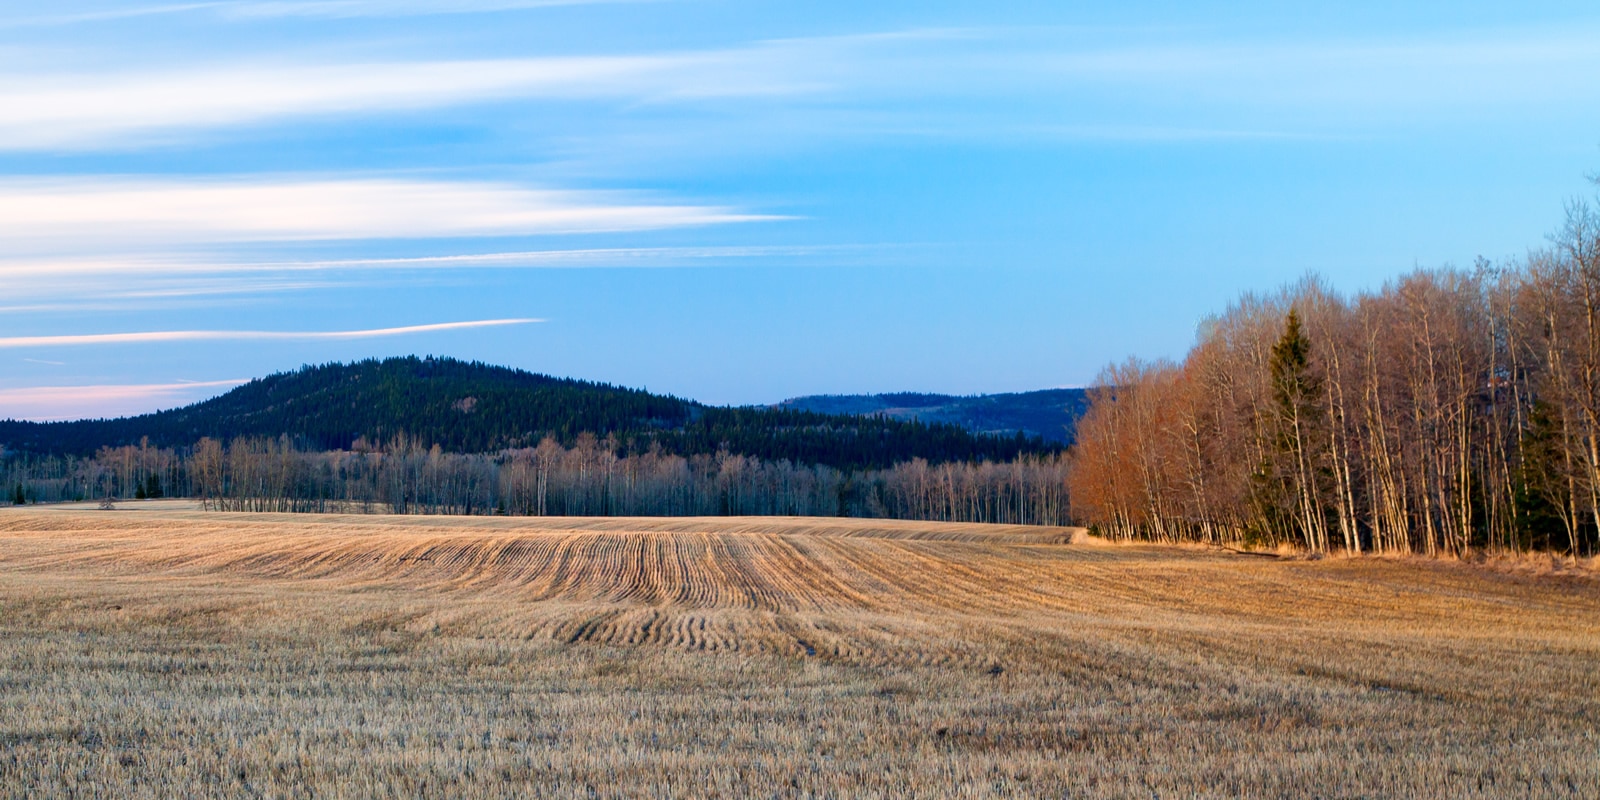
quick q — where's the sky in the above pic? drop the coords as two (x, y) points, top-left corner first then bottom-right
(3, 1), (1600, 421)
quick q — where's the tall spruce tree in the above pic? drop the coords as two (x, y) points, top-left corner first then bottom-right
(1267, 308), (1331, 550)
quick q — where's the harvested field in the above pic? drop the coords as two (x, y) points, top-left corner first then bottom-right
(1, 503), (1596, 798)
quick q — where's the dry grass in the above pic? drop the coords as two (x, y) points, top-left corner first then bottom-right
(1, 503), (1596, 798)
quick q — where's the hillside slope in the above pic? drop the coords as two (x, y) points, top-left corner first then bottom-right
(777, 388), (1089, 444)
(0, 357), (1055, 469)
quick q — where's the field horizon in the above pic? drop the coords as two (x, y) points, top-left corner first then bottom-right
(2, 505), (1596, 797)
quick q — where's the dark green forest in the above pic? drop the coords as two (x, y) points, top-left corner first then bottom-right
(778, 388), (1090, 444)
(0, 356), (1055, 471)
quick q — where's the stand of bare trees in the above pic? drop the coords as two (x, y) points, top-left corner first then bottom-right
(0, 439), (187, 506)
(1069, 196), (1600, 556)
(3, 435), (1069, 525)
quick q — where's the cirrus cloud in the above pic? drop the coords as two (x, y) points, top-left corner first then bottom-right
(0, 26), (1598, 154)
(5, 0), (640, 29)
(0, 48), (834, 151)
(0, 177), (777, 253)
(0, 319), (541, 348)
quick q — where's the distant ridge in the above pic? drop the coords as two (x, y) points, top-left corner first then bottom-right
(776, 388), (1090, 444)
(0, 357), (1058, 470)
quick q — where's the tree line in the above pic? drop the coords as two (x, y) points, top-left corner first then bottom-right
(2, 435), (1069, 526)
(1067, 192), (1600, 556)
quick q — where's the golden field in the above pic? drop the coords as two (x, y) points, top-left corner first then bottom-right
(0, 503), (1596, 798)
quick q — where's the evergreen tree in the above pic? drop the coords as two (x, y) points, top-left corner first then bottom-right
(1270, 309), (1319, 419)
(1265, 308), (1331, 551)
(1516, 400), (1575, 553)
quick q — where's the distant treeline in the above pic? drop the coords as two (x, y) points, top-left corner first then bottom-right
(779, 388), (1091, 444)
(1, 436), (1069, 526)
(0, 357), (1056, 471)
(1067, 194), (1600, 556)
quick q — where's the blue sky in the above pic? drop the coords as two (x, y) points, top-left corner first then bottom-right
(3, 1), (1600, 420)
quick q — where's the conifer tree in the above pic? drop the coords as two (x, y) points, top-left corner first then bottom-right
(1266, 308), (1330, 551)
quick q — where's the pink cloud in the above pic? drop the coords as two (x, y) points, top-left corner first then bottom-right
(0, 380), (247, 421)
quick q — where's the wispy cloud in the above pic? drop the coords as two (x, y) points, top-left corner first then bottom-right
(1024, 31), (1600, 114)
(0, 246), (874, 312)
(1, 26), (1598, 151)
(0, 379), (248, 422)
(0, 319), (540, 348)
(262, 244), (854, 270)
(221, 0), (635, 18)
(0, 177), (774, 252)
(0, 278), (347, 313)
(0, 49), (827, 150)
(0, 4), (224, 28)
(0, 0), (633, 28)
(0, 245), (852, 280)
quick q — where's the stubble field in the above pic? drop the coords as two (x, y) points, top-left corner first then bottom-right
(0, 503), (1596, 798)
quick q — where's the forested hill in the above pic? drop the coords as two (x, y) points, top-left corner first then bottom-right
(777, 389), (1090, 444)
(0, 357), (1056, 469)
